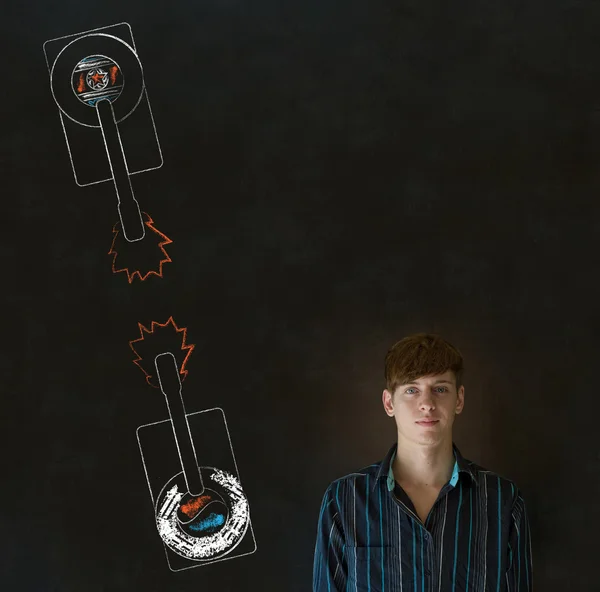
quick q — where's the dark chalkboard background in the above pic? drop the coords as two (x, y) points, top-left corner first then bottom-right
(3, 0), (600, 590)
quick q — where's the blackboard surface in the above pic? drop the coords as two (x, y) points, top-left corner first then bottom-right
(3, 1), (600, 590)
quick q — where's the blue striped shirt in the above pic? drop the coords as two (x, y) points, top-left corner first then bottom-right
(313, 442), (533, 591)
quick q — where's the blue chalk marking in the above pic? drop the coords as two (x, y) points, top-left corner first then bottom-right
(188, 512), (226, 533)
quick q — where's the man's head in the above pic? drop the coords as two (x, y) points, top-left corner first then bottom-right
(382, 333), (465, 445)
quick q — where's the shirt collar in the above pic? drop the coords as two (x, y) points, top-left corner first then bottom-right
(373, 441), (477, 492)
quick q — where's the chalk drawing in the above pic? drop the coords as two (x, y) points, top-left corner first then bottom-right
(108, 212), (173, 283)
(43, 24), (172, 277)
(134, 326), (257, 570)
(129, 317), (194, 388)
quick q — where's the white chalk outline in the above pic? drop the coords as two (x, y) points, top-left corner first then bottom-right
(43, 22), (163, 188)
(70, 54), (125, 106)
(154, 352), (203, 494)
(96, 97), (146, 242)
(155, 467), (249, 561)
(49, 33), (143, 128)
(136, 406), (258, 572)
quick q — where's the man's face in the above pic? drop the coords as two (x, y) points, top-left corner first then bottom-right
(382, 370), (464, 444)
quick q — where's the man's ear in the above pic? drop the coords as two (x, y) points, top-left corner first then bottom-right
(382, 389), (395, 417)
(455, 385), (465, 414)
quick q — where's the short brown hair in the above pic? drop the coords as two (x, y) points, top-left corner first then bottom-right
(385, 333), (464, 393)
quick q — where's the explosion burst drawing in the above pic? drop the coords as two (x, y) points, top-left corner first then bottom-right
(129, 317), (195, 387)
(108, 211), (173, 283)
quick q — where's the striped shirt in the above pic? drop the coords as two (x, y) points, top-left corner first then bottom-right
(313, 442), (533, 591)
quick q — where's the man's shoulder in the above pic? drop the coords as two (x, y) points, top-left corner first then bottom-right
(322, 460), (384, 493)
(461, 457), (523, 499)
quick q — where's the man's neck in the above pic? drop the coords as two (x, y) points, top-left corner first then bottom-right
(392, 436), (455, 489)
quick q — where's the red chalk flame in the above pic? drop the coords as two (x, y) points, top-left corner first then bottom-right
(108, 211), (173, 283)
(180, 495), (212, 519)
(129, 317), (195, 388)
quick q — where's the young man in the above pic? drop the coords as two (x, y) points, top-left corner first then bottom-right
(313, 333), (533, 591)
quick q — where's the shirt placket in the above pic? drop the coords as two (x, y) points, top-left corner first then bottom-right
(391, 482), (455, 591)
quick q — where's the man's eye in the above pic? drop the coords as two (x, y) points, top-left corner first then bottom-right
(405, 387), (447, 394)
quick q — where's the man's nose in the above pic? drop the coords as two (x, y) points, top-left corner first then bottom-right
(419, 393), (436, 407)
